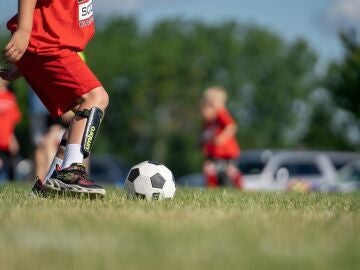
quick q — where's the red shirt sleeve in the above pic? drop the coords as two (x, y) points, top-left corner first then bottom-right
(217, 108), (236, 127)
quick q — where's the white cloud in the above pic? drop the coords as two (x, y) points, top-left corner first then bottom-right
(323, 0), (360, 31)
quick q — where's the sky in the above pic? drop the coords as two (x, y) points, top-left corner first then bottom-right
(1, 0), (359, 66)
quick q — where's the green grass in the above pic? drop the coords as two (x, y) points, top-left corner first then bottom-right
(0, 184), (359, 270)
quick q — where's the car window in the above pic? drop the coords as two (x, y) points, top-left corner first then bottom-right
(328, 155), (360, 170)
(238, 161), (265, 175)
(276, 162), (321, 178)
(332, 161), (349, 170)
(348, 171), (360, 182)
(342, 168), (360, 182)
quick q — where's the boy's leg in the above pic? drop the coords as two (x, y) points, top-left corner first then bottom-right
(44, 130), (67, 181)
(31, 125), (92, 195)
(18, 51), (108, 197)
(44, 87), (109, 197)
(34, 110), (73, 184)
(34, 144), (47, 180)
(61, 87), (108, 167)
(203, 160), (219, 187)
(30, 129), (67, 196)
(226, 162), (244, 189)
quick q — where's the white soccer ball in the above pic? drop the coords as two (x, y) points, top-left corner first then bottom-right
(124, 161), (176, 200)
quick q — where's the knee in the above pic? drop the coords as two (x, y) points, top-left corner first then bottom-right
(203, 161), (216, 175)
(226, 165), (238, 177)
(82, 87), (109, 110)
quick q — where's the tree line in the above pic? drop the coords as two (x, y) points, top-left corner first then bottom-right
(1, 16), (359, 176)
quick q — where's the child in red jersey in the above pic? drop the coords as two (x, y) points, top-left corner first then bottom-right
(0, 76), (21, 182)
(200, 86), (243, 188)
(1, 0), (108, 197)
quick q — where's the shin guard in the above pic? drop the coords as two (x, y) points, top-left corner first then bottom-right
(75, 107), (104, 158)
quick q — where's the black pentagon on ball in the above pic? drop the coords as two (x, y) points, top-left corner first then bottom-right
(135, 193), (146, 199)
(148, 161), (163, 166)
(127, 168), (140, 182)
(150, 173), (166, 188)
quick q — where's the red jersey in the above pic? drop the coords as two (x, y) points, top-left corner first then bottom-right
(7, 0), (95, 56)
(202, 108), (240, 159)
(0, 89), (21, 151)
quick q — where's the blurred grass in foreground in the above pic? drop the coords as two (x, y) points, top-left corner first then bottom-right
(0, 183), (359, 270)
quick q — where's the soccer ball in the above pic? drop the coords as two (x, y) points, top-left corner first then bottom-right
(124, 161), (176, 200)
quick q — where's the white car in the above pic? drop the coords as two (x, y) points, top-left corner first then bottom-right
(322, 160), (360, 193)
(244, 151), (337, 191)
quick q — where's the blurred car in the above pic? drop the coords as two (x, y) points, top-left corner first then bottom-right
(237, 149), (275, 176)
(177, 150), (275, 187)
(176, 173), (204, 187)
(90, 154), (130, 185)
(321, 160), (360, 193)
(176, 150), (360, 190)
(323, 151), (360, 171)
(244, 151), (337, 192)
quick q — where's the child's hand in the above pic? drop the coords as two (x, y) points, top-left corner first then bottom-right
(214, 135), (226, 146)
(0, 65), (22, 81)
(2, 29), (30, 63)
(9, 135), (20, 156)
(214, 123), (237, 146)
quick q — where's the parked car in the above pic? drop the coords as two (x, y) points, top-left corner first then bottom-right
(321, 160), (360, 193)
(237, 149), (275, 176)
(323, 152), (360, 170)
(244, 151), (337, 192)
(177, 150), (360, 190)
(176, 173), (204, 187)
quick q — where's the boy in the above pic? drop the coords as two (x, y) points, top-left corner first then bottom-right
(200, 86), (243, 188)
(0, 0), (109, 197)
(0, 75), (21, 182)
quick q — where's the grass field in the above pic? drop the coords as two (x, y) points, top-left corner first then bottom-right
(0, 184), (359, 270)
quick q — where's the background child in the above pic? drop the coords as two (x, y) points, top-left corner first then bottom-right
(200, 86), (243, 188)
(0, 75), (21, 182)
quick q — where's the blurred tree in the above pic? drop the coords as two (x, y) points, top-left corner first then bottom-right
(86, 17), (319, 175)
(326, 31), (360, 118)
(300, 30), (360, 151)
(300, 89), (353, 150)
(1, 17), (320, 175)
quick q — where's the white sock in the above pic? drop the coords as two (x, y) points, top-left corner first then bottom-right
(61, 144), (84, 169)
(44, 157), (63, 183)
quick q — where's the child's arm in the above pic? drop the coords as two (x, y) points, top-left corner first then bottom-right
(214, 123), (237, 146)
(9, 135), (20, 156)
(3, 0), (38, 63)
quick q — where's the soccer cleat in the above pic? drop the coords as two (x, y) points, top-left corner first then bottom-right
(28, 177), (47, 197)
(45, 163), (106, 198)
